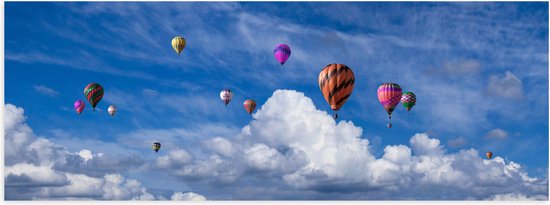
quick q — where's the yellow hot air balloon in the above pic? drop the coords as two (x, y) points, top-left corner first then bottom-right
(171, 36), (186, 56)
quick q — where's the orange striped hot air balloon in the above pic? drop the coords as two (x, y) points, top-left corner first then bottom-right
(318, 63), (355, 119)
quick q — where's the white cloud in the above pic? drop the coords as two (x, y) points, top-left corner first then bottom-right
(443, 59), (482, 75)
(485, 128), (509, 139)
(153, 89), (547, 199)
(171, 192), (207, 201)
(410, 133), (445, 156)
(142, 88), (160, 97)
(488, 193), (548, 201)
(203, 137), (235, 157)
(33, 85), (60, 97)
(78, 149), (94, 162)
(487, 71), (523, 100)
(3, 104), (162, 200)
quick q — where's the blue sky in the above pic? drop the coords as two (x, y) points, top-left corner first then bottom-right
(4, 2), (549, 200)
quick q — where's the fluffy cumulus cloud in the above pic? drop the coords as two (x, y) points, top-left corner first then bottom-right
(154, 90), (547, 200)
(4, 104), (204, 200)
(171, 192), (207, 201)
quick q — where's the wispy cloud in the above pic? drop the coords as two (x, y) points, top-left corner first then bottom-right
(487, 71), (524, 100)
(33, 85), (59, 97)
(485, 128), (509, 140)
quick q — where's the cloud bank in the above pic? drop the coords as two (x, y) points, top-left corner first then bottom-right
(152, 89), (547, 200)
(4, 104), (206, 200)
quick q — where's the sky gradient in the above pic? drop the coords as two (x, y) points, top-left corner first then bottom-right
(4, 2), (549, 200)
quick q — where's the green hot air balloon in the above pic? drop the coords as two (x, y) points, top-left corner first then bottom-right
(400, 91), (416, 111)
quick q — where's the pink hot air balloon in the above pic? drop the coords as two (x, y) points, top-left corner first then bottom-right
(74, 100), (85, 115)
(273, 44), (291, 66)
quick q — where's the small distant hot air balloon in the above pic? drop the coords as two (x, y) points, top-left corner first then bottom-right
(318, 63), (355, 119)
(171, 36), (186, 56)
(486, 152), (493, 160)
(273, 44), (291, 66)
(401, 91), (416, 111)
(220, 89), (233, 106)
(83, 83), (104, 111)
(378, 83), (402, 128)
(153, 142), (161, 153)
(108, 105), (117, 116)
(74, 100), (85, 115)
(243, 99), (256, 115)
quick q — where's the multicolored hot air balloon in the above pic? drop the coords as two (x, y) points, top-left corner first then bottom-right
(74, 100), (85, 115)
(273, 44), (291, 66)
(108, 105), (117, 116)
(401, 91), (416, 111)
(220, 89), (233, 106)
(171, 36), (186, 56)
(377, 83), (402, 128)
(153, 142), (161, 153)
(318, 63), (355, 119)
(377, 83), (402, 119)
(83, 83), (104, 111)
(243, 99), (256, 114)
(486, 152), (493, 160)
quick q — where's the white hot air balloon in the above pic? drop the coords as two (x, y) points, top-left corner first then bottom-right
(220, 89), (233, 106)
(108, 105), (117, 116)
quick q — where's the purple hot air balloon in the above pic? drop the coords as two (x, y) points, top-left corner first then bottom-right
(273, 44), (291, 66)
(74, 100), (85, 115)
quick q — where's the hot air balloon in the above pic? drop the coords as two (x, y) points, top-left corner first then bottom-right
(108, 105), (117, 116)
(377, 83), (402, 119)
(486, 152), (493, 160)
(74, 100), (85, 115)
(318, 63), (355, 119)
(171, 36), (186, 56)
(220, 89), (233, 106)
(244, 99), (256, 114)
(401, 91), (416, 111)
(273, 44), (291, 66)
(377, 83), (402, 128)
(83, 83), (104, 111)
(153, 142), (161, 153)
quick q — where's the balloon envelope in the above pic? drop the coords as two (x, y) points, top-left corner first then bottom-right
(486, 152), (493, 159)
(318, 64), (355, 111)
(83, 83), (104, 110)
(153, 142), (161, 153)
(171, 36), (186, 56)
(273, 44), (291, 65)
(108, 105), (117, 116)
(220, 89), (233, 106)
(377, 83), (402, 117)
(243, 99), (256, 114)
(401, 91), (416, 111)
(74, 100), (85, 115)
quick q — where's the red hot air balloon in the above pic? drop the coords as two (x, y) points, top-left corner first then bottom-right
(243, 99), (256, 115)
